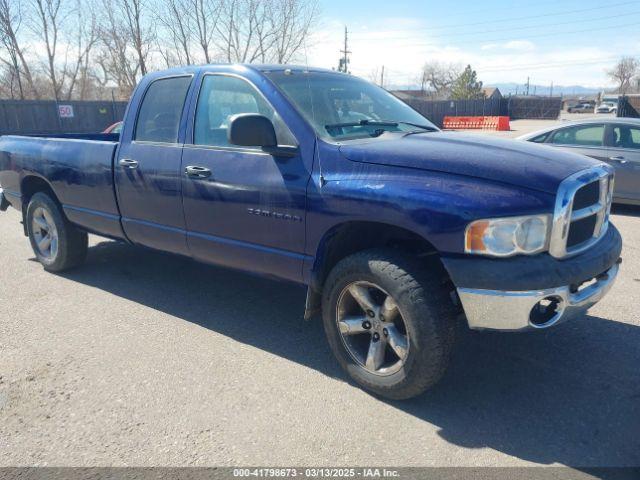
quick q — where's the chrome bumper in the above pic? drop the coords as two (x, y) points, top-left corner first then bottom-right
(457, 262), (620, 331)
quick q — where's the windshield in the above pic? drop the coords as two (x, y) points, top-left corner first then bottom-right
(265, 71), (437, 141)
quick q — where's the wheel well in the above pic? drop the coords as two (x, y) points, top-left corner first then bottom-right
(20, 176), (59, 235)
(312, 221), (442, 292)
(21, 176), (58, 206)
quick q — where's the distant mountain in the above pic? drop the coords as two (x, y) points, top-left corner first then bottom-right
(490, 82), (604, 97)
(385, 82), (607, 97)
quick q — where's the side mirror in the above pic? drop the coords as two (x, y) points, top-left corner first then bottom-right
(228, 113), (277, 148)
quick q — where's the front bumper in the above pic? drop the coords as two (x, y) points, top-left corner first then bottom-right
(457, 261), (620, 331)
(442, 224), (623, 331)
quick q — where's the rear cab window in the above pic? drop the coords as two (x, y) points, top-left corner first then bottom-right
(135, 76), (193, 143)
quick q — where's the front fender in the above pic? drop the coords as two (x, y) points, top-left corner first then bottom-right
(305, 165), (556, 258)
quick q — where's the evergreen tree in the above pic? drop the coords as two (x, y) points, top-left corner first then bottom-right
(450, 65), (484, 100)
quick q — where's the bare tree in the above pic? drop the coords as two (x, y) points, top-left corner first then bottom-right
(0, 0), (39, 98)
(270, 0), (319, 63)
(29, 0), (70, 100)
(189, 0), (222, 63)
(64, 0), (98, 100)
(120, 0), (153, 76)
(156, 0), (193, 66)
(95, 3), (140, 97)
(94, 0), (154, 98)
(216, 0), (318, 64)
(419, 61), (461, 99)
(608, 56), (639, 94)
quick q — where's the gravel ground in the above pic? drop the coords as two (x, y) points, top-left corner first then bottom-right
(1, 204), (639, 467)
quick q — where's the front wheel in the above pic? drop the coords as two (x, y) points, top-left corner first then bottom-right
(322, 249), (457, 400)
(26, 192), (88, 272)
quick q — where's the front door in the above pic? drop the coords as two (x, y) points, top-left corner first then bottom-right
(180, 73), (310, 283)
(606, 123), (640, 203)
(115, 75), (193, 255)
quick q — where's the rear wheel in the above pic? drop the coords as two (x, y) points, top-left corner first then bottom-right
(26, 192), (88, 272)
(322, 249), (457, 400)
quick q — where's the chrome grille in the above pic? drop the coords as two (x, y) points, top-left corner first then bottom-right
(549, 165), (614, 259)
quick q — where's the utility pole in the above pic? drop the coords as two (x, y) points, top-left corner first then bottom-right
(550, 81), (553, 97)
(525, 76), (530, 96)
(338, 26), (351, 73)
(380, 65), (385, 88)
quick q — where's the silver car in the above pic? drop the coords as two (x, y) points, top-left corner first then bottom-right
(518, 118), (640, 205)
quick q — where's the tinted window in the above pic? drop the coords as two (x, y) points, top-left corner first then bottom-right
(135, 76), (192, 143)
(530, 132), (549, 143)
(611, 125), (640, 150)
(550, 124), (604, 147)
(193, 75), (295, 148)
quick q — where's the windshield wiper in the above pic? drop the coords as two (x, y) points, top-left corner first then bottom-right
(324, 120), (399, 129)
(325, 119), (438, 132)
(393, 121), (438, 132)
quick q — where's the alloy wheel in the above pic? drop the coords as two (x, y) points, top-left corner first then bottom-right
(336, 281), (409, 376)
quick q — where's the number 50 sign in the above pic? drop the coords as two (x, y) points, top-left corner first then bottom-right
(58, 105), (74, 118)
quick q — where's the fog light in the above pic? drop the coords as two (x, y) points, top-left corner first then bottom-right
(529, 296), (564, 327)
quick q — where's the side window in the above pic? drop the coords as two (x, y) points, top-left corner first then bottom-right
(135, 76), (192, 143)
(193, 75), (296, 148)
(530, 132), (550, 143)
(611, 125), (640, 150)
(550, 124), (604, 147)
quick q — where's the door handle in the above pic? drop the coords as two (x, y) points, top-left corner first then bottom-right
(185, 165), (212, 179)
(609, 156), (627, 163)
(119, 158), (139, 169)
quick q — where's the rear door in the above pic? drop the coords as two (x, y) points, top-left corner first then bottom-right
(180, 73), (309, 283)
(547, 123), (609, 162)
(605, 123), (640, 202)
(115, 75), (193, 255)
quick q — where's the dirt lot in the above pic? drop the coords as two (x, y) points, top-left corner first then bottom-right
(1, 130), (639, 466)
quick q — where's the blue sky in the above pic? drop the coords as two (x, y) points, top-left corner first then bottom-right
(305, 0), (640, 88)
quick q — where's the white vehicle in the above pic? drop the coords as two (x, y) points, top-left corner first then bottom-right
(596, 102), (617, 114)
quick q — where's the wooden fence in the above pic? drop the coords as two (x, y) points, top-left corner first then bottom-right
(0, 100), (128, 135)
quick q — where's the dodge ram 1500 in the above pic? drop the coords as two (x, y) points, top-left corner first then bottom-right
(0, 65), (622, 399)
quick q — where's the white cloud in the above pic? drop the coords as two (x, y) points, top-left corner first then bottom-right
(305, 17), (621, 88)
(504, 40), (536, 51)
(481, 40), (535, 52)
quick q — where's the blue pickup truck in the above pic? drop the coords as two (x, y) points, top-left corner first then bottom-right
(0, 65), (622, 399)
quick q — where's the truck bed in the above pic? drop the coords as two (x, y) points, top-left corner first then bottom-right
(0, 134), (124, 239)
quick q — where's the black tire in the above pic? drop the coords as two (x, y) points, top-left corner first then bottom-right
(322, 248), (457, 400)
(26, 192), (88, 272)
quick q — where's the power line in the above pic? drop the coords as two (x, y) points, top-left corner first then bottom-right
(349, 10), (640, 42)
(358, 0), (638, 33)
(382, 21), (640, 50)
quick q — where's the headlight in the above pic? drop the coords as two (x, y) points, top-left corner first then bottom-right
(465, 214), (551, 257)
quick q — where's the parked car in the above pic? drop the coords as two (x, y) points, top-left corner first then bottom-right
(568, 102), (595, 113)
(596, 102), (617, 114)
(102, 121), (123, 134)
(518, 118), (640, 205)
(0, 65), (622, 399)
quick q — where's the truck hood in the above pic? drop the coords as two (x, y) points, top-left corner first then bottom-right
(338, 132), (601, 194)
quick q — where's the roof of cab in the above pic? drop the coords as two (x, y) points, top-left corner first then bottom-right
(143, 64), (345, 81)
